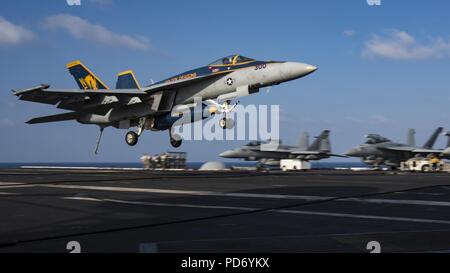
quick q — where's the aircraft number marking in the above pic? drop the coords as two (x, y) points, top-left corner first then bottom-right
(255, 64), (267, 70)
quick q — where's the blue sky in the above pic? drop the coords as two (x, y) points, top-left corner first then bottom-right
(1, 0), (450, 163)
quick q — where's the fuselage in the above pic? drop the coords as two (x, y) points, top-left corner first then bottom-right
(346, 142), (418, 167)
(78, 55), (317, 130)
(220, 144), (332, 162)
(152, 56), (317, 105)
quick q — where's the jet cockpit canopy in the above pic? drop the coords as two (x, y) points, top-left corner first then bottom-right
(209, 55), (255, 66)
(365, 134), (391, 144)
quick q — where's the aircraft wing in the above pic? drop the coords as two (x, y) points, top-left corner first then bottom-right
(290, 150), (321, 155)
(14, 84), (148, 104)
(411, 148), (443, 154)
(142, 71), (233, 93)
(378, 146), (415, 152)
(13, 84), (152, 115)
(378, 146), (442, 155)
(328, 154), (349, 158)
(26, 112), (82, 124)
(291, 150), (348, 158)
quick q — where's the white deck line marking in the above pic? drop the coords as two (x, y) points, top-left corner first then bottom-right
(346, 198), (450, 207)
(0, 182), (22, 186)
(44, 185), (330, 201)
(21, 166), (144, 171)
(62, 197), (256, 211)
(62, 197), (450, 225)
(46, 184), (450, 208)
(0, 185), (34, 189)
(275, 210), (450, 225)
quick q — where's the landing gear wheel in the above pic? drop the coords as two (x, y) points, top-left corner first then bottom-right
(170, 137), (182, 148)
(219, 118), (234, 129)
(169, 130), (182, 148)
(125, 131), (139, 146)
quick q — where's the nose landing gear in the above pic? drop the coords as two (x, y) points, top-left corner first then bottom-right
(219, 117), (234, 129)
(205, 99), (238, 130)
(169, 129), (182, 148)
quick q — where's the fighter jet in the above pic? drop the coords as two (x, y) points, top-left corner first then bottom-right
(345, 127), (446, 168)
(219, 130), (346, 166)
(443, 147), (450, 157)
(440, 132), (450, 158)
(13, 55), (317, 153)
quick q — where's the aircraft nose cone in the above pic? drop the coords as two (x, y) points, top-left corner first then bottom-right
(219, 150), (235, 158)
(281, 62), (318, 80)
(305, 64), (318, 72)
(344, 148), (361, 157)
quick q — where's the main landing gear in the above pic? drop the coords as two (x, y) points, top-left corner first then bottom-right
(125, 129), (183, 148)
(219, 100), (236, 130)
(125, 131), (139, 146)
(124, 117), (184, 148)
(125, 117), (146, 146)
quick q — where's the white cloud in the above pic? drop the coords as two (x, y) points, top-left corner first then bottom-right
(0, 17), (34, 46)
(42, 14), (150, 50)
(343, 30), (355, 37)
(363, 29), (450, 60)
(372, 114), (392, 124)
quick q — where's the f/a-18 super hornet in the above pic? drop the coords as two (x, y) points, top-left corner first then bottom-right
(219, 130), (346, 166)
(345, 127), (447, 168)
(13, 55), (317, 153)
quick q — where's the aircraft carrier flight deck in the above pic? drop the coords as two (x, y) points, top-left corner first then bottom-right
(1, 168), (450, 253)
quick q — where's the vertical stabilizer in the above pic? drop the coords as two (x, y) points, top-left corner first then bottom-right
(298, 132), (310, 151)
(116, 70), (141, 89)
(308, 130), (331, 152)
(407, 128), (416, 147)
(445, 132), (450, 148)
(67, 60), (109, 90)
(423, 127), (444, 149)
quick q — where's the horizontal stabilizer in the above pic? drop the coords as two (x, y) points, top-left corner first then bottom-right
(329, 154), (349, 158)
(27, 112), (80, 124)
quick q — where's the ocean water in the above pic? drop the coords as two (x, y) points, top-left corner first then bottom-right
(0, 162), (367, 170)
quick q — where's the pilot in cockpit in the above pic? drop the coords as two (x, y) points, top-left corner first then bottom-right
(222, 57), (234, 65)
